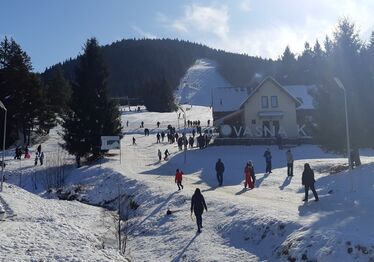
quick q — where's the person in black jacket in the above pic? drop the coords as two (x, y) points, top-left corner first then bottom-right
(215, 158), (225, 186)
(302, 163), (319, 202)
(191, 188), (208, 233)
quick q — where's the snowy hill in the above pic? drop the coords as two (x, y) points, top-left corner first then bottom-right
(1, 105), (374, 261)
(175, 59), (233, 106)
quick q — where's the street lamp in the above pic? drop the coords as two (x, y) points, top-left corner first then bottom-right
(334, 77), (352, 170)
(0, 100), (7, 192)
(178, 105), (187, 164)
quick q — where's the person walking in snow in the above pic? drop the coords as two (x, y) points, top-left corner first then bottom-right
(158, 149), (162, 161)
(34, 152), (39, 166)
(156, 133), (161, 144)
(263, 148), (272, 174)
(141, 121), (144, 128)
(286, 149), (294, 176)
(175, 169), (184, 190)
(188, 136), (194, 148)
(244, 162), (255, 189)
(161, 131), (165, 142)
(215, 158), (225, 187)
(157, 121), (160, 128)
(37, 144), (42, 155)
(191, 188), (208, 233)
(24, 145), (30, 159)
(302, 163), (319, 202)
(126, 120), (129, 127)
(39, 152), (44, 165)
(132, 137), (136, 145)
(164, 149), (170, 160)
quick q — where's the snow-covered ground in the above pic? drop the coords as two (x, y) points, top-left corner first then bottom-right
(1, 105), (374, 261)
(175, 59), (232, 106)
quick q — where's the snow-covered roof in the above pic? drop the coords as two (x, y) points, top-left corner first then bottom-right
(283, 85), (316, 110)
(239, 77), (302, 109)
(212, 87), (248, 112)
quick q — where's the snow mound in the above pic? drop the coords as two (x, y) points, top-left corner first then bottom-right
(175, 59), (232, 106)
(0, 185), (125, 261)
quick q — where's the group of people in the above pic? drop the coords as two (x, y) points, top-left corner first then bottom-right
(213, 148), (318, 201)
(13, 144), (45, 166)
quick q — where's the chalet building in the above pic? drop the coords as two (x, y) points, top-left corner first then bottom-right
(212, 77), (315, 139)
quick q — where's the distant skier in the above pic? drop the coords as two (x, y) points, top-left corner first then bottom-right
(191, 188), (208, 233)
(215, 158), (225, 186)
(207, 119), (210, 126)
(157, 121), (160, 128)
(164, 149), (170, 160)
(132, 137), (136, 145)
(161, 131), (165, 142)
(263, 148), (272, 174)
(302, 163), (319, 202)
(286, 149), (294, 176)
(158, 149), (162, 161)
(244, 162), (255, 189)
(141, 121), (144, 128)
(126, 120), (129, 127)
(175, 169), (184, 190)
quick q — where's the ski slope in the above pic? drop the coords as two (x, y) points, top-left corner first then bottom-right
(1, 105), (374, 261)
(175, 59), (233, 106)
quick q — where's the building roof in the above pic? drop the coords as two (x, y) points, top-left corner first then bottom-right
(239, 76), (302, 109)
(283, 85), (316, 110)
(212, 87), (248, 112)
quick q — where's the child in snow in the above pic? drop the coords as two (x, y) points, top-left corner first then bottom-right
(34, 152), (39, 166)
(175, 169), (184, 190)
(244, 162), (255, 189)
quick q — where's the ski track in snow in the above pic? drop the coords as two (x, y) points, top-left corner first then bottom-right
(1, 105), (374, 261)
(175, 59), (232, 106)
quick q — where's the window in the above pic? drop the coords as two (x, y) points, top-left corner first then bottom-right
(271, 96), (278, 108)
(261, 96), (269, 108)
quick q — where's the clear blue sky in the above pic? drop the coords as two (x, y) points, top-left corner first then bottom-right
(2, 0), (373, 72)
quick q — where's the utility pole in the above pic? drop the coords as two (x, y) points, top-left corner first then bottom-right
(0, 100), (7, 192)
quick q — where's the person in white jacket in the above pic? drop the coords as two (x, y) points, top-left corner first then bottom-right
(286, 149), (294, 176)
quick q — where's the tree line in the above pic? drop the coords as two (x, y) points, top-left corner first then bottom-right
(2, 18), (374, 162)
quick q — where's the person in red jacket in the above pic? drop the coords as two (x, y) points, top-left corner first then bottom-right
(175, 169), (184, 190)
(244, 162), (254, 189)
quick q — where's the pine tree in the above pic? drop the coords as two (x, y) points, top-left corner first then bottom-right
(62, 38), (122, 166)
(0, 37), (47, 147)
(142, 77), (176, 112)
(46, 65), (71, 116)
(312, 19), (369, 162)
